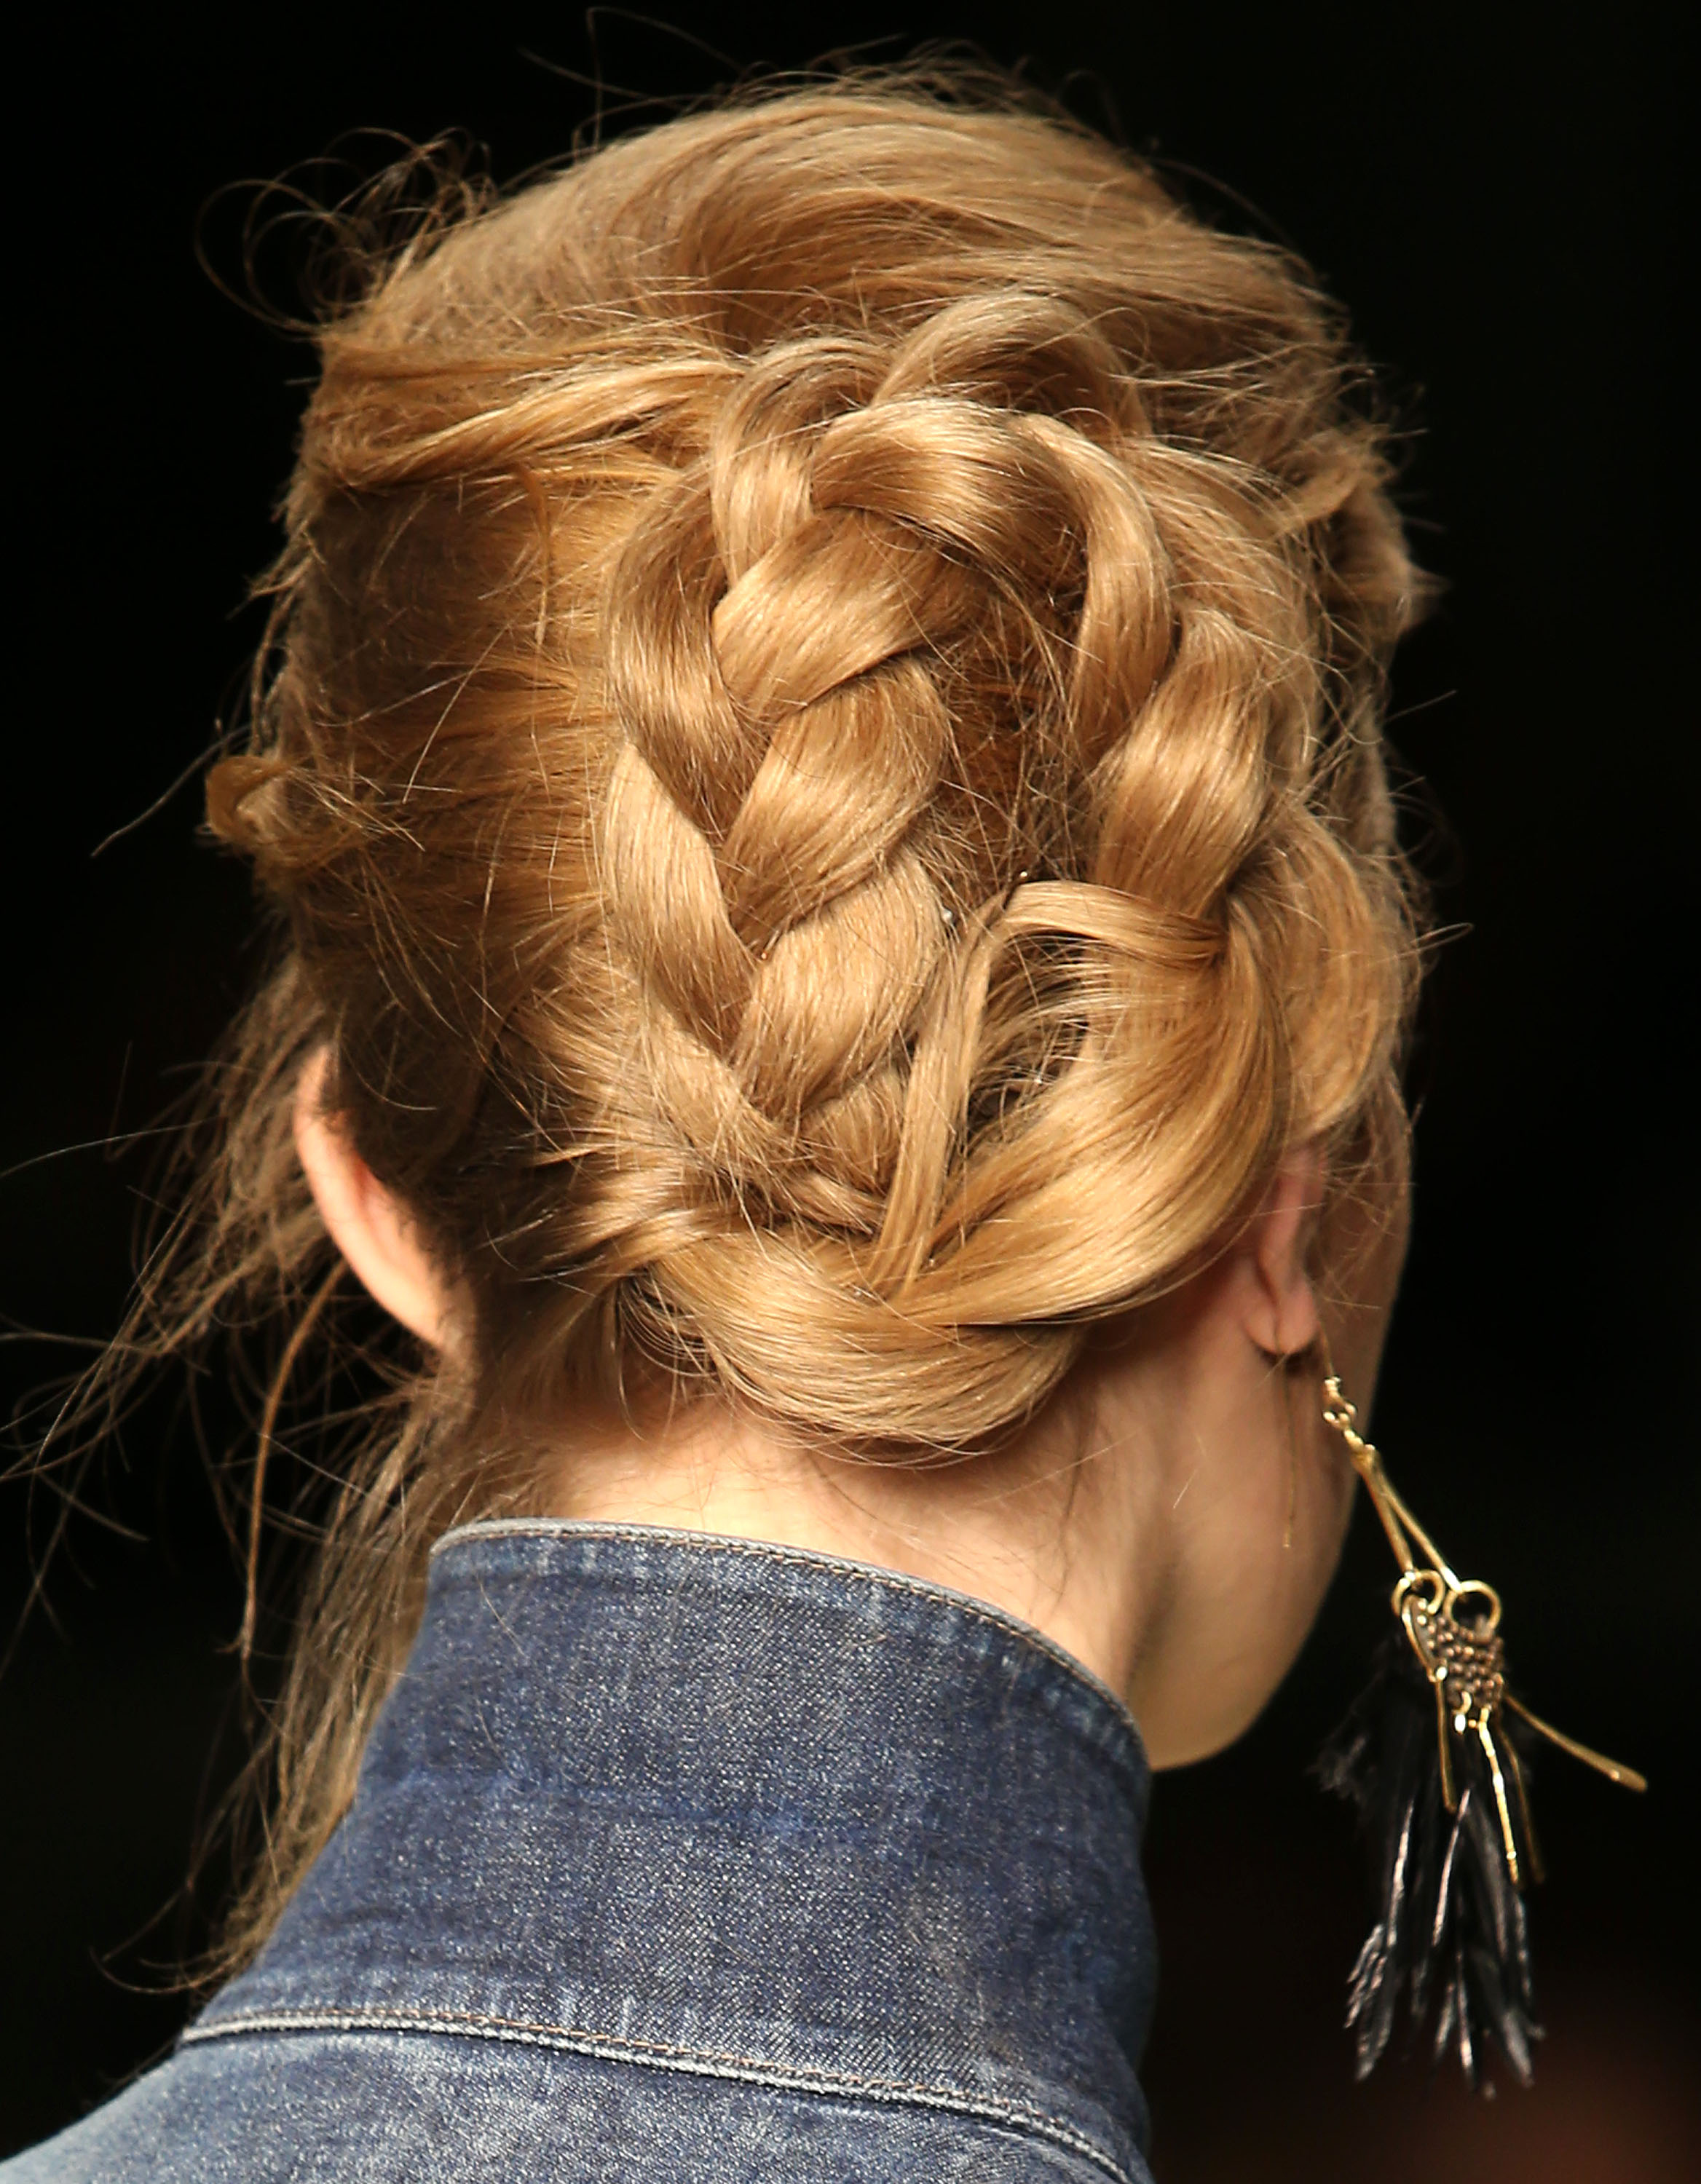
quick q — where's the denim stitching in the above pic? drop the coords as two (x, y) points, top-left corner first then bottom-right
(432, 1517), (1145, 1755)
(183, 2005), (1136, 2182)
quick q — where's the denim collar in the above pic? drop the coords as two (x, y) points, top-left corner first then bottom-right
(193, 1522), (1157, 2180)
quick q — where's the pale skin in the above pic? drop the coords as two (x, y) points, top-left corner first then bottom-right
(294, 1048), (1405, 1768)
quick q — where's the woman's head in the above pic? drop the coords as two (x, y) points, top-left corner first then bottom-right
(114, 74), (1428, 1960)
(209, 81), (1421, 1454)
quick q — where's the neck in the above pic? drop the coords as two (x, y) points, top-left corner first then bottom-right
(546, 1377), (1164, 1697)
(540, 1277), (1359, 1767)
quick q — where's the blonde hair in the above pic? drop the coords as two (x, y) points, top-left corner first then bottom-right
(113, 75), (1425, 1966)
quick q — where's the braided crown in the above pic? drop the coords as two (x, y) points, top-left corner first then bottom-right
(211, 88), (1421, 1446)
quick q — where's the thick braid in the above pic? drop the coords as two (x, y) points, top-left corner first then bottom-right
(605, 313), (1133, 1222)
(601, 323), (1136, 1226)
(593, 296), (1303, 1408)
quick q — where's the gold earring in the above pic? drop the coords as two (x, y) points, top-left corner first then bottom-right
(1315, 1350), (1644, 2089)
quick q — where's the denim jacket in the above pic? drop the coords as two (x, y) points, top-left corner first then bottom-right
(8, 1523), (1159, 2181)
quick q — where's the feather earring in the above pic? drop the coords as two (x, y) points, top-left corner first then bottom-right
(1314, 1360), (1646, 2089)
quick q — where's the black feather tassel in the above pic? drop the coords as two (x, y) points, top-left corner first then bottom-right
(1318, 1632), (1539, 2088)
(1314, 1364), (1646, 2092)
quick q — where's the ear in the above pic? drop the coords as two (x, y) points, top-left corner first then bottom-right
(293, 1048), (456, 1353)
(1235, 1143), (1325, 1358)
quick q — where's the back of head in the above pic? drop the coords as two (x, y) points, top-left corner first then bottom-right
(168, 74), (1422, 1958)
(211, 79), (1420, 1444)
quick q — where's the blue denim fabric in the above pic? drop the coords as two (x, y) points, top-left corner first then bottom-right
(8, 1523), (1158, 2180)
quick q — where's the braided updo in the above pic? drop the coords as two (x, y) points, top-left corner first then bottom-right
(210, 84), (1421, 1453)
(177, 79), (1424, 1952)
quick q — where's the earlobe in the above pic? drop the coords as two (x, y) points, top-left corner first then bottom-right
(293, 1049), (455, 1353)
(1240, 1145), (1325, 1358)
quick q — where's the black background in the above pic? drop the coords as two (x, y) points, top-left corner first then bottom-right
(4, 7), (1695, 2176)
